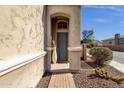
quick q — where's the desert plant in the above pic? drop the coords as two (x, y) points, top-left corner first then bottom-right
(94, 67), (124, 84)
(86, 42), (95, 48)
(89, 47), (113, 66)
(111, 78), (124, 84)
(95, 67), (110, 79)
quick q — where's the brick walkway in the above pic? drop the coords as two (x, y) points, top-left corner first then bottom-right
(48, 73), (76, 88)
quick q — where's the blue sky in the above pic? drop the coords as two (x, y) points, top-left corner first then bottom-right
(80, 5), (124, 41)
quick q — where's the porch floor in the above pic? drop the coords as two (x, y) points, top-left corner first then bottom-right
(51, 63), (69, 72)
(48, 73), (76, 88)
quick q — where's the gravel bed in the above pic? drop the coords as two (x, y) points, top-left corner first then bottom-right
(36, 72), (52, 88)
(72, 62), (124, 88)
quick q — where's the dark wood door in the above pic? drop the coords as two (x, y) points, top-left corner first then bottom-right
(57, 32), (68, 62)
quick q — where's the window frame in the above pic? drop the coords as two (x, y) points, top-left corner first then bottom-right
(57, 20), (68, 29)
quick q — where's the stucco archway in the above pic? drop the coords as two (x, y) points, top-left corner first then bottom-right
(50, 13), (70, 71)
(46, 6), (81, 72)
(51, 12), (70, 19)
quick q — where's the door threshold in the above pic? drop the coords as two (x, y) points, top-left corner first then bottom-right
(51, 63), (69, 72)
(57, 61), (68, 63)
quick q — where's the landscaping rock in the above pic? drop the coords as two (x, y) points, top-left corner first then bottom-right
(72, 62), (124, 88)
(36, 72), (52, 88)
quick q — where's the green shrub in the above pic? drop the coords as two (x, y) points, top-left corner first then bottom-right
(89, 47), (113, 66)
(86, 43), (95, 48)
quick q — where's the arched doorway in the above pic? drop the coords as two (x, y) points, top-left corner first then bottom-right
(46, 6), (81, 72)
(51, 14), (70, 71)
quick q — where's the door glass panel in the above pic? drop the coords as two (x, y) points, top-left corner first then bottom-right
(57, 32), (68, 62)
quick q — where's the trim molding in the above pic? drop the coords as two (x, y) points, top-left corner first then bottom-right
(46, 47), (82, 52)
(68, 47), (82, 51)
(0, 51), (47, 76)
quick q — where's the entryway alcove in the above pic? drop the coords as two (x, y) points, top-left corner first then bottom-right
(50, 14), (70, 72)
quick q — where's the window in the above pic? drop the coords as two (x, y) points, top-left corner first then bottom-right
(57, 21), (68, 29)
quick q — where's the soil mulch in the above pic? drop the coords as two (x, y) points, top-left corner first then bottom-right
(36, 72), (52, 88)
(72, 61), (124, 88)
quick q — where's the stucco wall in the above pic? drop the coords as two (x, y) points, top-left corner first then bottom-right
(102, 39), (115, 45)
(47, 5), (80, 47)
(46, 5), (81, 71)
(0, 57), (44, 88)
(0, 6), (46, 87)
(119, 38), (124, 45)
(0, 6), (44, 59)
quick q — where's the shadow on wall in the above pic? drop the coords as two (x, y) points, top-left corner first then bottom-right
(42, 6), (47, 73)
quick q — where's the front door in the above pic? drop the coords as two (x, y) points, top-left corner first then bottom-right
(57, 32), (68, 62)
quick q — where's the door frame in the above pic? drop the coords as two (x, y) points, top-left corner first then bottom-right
(55, 19), (69, 63)
(57, 31), (68, 62)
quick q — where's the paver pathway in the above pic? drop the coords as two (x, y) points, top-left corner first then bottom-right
(48, 73), (76, 88)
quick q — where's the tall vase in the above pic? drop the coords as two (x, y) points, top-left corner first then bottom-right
(52, 40), (57, 64)
(52, 46), (57, 64)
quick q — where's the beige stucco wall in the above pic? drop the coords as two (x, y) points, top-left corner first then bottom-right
(46, 5), (81, 71)
(102, 39), (115, 45)
(0, 6), (44, 59)
(0, 6), (46, 87)
(119, 38), (124, 45)
(0, 57), (44, 88)
(47, 5), (80, 46)
(102, 38), (124, 45)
